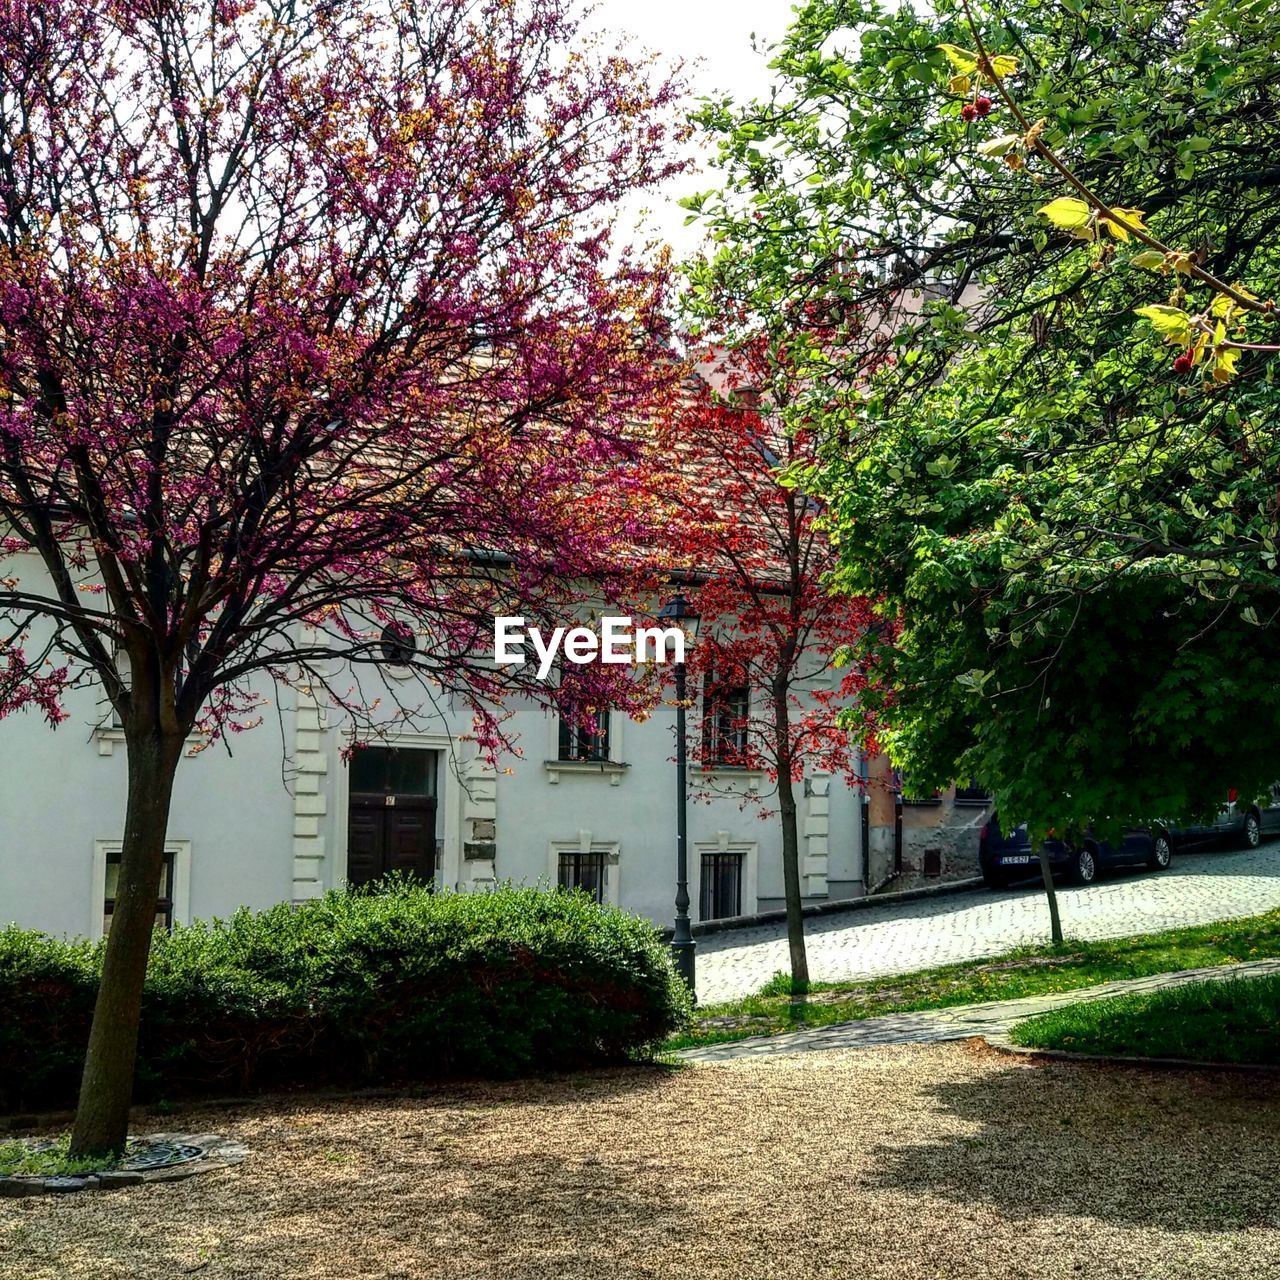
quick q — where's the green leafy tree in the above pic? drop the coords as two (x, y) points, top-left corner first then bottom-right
(687, 0), (1280, 837)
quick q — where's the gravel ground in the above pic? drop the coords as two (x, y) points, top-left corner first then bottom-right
(3, 1043), (1279, 1280)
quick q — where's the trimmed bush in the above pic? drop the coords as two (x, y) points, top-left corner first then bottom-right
(0, 882), (690, 1113)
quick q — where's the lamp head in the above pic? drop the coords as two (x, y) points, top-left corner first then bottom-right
(657, 592), (701, 639)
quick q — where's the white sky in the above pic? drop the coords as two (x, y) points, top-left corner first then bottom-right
(585, 0), (798, 256)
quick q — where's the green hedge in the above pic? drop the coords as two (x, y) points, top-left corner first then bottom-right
(0, 882), (690, 1113)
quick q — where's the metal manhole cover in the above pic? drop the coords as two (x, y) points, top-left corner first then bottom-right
(119, 1140), (205, 1171)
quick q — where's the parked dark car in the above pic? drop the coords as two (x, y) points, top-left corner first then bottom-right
(1165, 787), (1280, 852)
(978, 813), (1169, 889)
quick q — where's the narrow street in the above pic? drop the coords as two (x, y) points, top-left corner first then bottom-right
(697, 842), (1280, 1003)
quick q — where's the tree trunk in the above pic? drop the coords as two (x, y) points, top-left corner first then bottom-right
(774, 689), (810, 994)
(68, 730), (182, 1159)
(1037, 846), (1064, 944)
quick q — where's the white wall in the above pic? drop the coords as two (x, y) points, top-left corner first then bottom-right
(0, 663), (295, 938)
(0, 548), (867, 936)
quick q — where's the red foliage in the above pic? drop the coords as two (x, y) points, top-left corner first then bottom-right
(661, 346), (876, 805)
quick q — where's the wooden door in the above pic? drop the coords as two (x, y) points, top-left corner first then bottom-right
(346, 746), (438, 889)
(347, 804), (386, 887)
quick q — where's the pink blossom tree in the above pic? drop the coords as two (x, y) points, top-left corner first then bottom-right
(0, 0), (687, 1156)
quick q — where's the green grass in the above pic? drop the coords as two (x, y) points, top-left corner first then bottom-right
(1009, 973), (1280, 1064)
(666, 907), (1280, 1052)
(0, 1135), (113, 1178)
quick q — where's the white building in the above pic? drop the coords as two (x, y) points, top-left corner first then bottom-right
(0, 549), (871, 940)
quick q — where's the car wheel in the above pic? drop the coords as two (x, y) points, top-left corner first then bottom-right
(1243, 811), (1262, 849)
(1148, 832), (1173, 871)
(981, 865), (1009, 890)
(1069, 843), (1098, 886)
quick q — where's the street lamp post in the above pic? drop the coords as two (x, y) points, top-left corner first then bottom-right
(658, 592), (700, 995)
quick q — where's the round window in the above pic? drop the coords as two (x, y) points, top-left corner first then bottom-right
(378, 623), (417, 667)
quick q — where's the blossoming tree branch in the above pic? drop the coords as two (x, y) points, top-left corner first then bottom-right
(0, 0), (688, 1157)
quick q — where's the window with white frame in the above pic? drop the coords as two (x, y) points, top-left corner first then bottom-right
(99, 648), (130, 731)
(548, 838), (619, 905)
(93, 839), (191, 941)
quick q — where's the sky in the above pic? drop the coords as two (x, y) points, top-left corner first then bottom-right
(585, 0), (799, 255)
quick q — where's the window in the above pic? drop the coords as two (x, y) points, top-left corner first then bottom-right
(349, 744), (438, 796)
(700, 851), (743, 920)
(93, 839), (190, 940)
(101, 648), (130, 731)
(104, 850), (176, 936)
(897, 769), (941, 805)
(558, 850), (607, 904)
(558, 708), (611, 762)
(954, 779), (993, 806)
(378, 623), (417, 667)
(703, 679), (750, 767)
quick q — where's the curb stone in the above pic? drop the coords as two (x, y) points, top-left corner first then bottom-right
(666, 877), (986, 940)
(984, 1036), (1280, 1076)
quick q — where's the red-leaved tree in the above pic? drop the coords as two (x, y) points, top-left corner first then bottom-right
(0, 0), (687, 1155)
(667, 351), (874, 991)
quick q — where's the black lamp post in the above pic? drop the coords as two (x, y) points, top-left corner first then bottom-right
(658, 592), (700, 995)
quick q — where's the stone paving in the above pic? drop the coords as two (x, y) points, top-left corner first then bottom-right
(678, 955), (1280, 1062)
(695, 841), (1280, 1004)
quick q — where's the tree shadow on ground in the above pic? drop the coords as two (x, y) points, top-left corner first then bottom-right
(867, 1046), (1280, 1231)
(135, 1062), (682, 1132)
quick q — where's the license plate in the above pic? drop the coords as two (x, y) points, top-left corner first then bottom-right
(1000, 855), (1032, 865)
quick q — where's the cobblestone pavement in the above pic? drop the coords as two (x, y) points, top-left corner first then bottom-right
(679, 956), (1280, 1062)
(695, 841), (1280, 1004)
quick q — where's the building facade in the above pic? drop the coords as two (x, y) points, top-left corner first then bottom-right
(0, 551), (873, 939)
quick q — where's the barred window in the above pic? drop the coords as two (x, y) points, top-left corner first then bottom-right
(700, 851), (743, 921)
(558, 850), (607, 904)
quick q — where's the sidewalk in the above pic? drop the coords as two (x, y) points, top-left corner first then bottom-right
(677, 955), (1280, 1062)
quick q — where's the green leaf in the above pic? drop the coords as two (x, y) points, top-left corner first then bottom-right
(1133, 304), (1194, 343)
(937, 43), (979, 75)
(1130, 250), (1165, 270)
(977, 133), (1021, 157)
(1036, 197), (1093, 239)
